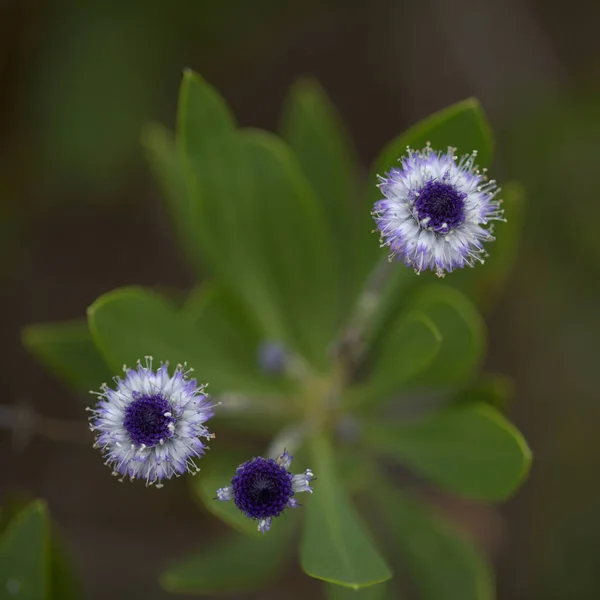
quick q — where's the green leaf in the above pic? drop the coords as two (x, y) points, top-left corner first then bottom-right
(176, 70), (339, 368)
(161, 517), (296, 594)
(376, 484), (494, 600)
(0, 501), (50, 600)
(365, 403), (531, 501)
(189, 450), (262, 537)
(182, 283), (261, 355)
(22, 321), (113, 392)
(410, 284), (485, 386)
(0, 495), (80, 600)
(300, 433), (392, 588)
(370, 99), (493, 204)
(180, 283), (292, 393)
(360, 99), (494, 346)
(88, 286), (277, 394)
(325, 581), (391, 599)
(450, 182), (525, 311)
(347, 312), (441, 407)
(240, 130), (338, 369)
(281, 78), (361, 322)
(142, 123), (203, 275)
(452, 374), (514, 413)
(176, 71), (285, 344)
(176, 69), (245, 269)
(49, 534), (80, 600)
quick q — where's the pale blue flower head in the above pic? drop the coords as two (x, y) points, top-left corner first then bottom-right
(88, 357), (215, 488)
(373, 145), (504, 277)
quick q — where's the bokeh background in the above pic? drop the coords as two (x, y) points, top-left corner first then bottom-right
(1, 0), (599, 598)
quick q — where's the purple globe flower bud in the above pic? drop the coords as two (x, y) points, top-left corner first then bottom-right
(373, 145), (504, 277)
(257, 341), (288, 376)
(87, 357), (215, 488)
(216, 451), (314, 533)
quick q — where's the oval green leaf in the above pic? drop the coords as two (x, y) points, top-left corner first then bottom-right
(240, 130), (339, 370)
(300, 433), (392, 588)
(175, 70), (339, 368)
(176, 70), (286, 343)
(376, 484), (494, 600)
(452, 374), (514, 413)
(88, 286), (278, 394)
(142, 123), (203, 275)
(281, 77), (362, 323)
(347, 311), (441, 407)
(161, 516), (296, 594)
(0, 501), (50, 600)
(365, 403), (531, 501)
(22, 321), (113, 392)
(410, 284), (485, 386)
(369, 99), (493, 207)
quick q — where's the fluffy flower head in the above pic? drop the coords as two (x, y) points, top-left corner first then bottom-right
(373, 145), (504, 277)
(88, 357), (215, 488)
(216, 451), (314, 534)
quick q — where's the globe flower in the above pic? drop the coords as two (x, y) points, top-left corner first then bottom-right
(88, 357), (215, 488)
(216, 451), (314, 533)
(373, 145), (504, 277)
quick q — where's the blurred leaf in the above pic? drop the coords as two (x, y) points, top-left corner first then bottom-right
(325, 581), (391, 599)
(88, 286), (277, 394)
(189, 450), (261, 537)
(181, 283), (292, 393)
(176, 71), (339, 368)
(22, 321), (113, 392)
(0, 501), (50, 600)
(281, 78), (361, 322)
(182, 283), (259, 348)
(49, 534), (80, 600)
(336, 448), (377, 494)
(301, 433), (392, 588)
(410, 284), (485, 386)
(0, 495), (79, 599)
(369, 99), (493, 202)
(240, 130), (338, 370)
(348, 312), (441, 407)
(376, 484), (494, 600)
(161, 515), (296, 594)
(365, 403), (531, 501)
(142, 124), (203, 275)
(175, 68), (247, 270)
(361, 99), (494, 347)
(452, 374), (514, 413)
(450, 183), (525, 310)
(176, 70), (285, 341)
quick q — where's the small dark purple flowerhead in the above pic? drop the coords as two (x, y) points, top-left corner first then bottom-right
(88, 357), (215, 488)
(257, 341), (288, 375)
(372, 145), (505, 277)
(216, 451), (314, 533)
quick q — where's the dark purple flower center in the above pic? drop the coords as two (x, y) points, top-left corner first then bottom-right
(415, 180), (466, 233)
(232, 457), (293, 519)
(123, 393), (175, 447)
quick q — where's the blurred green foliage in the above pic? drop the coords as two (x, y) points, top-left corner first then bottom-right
(0, 500), (79, 600)
(22, 72), (529, 599)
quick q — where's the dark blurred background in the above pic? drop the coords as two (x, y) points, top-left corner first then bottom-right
(1, 0), (599, 598)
